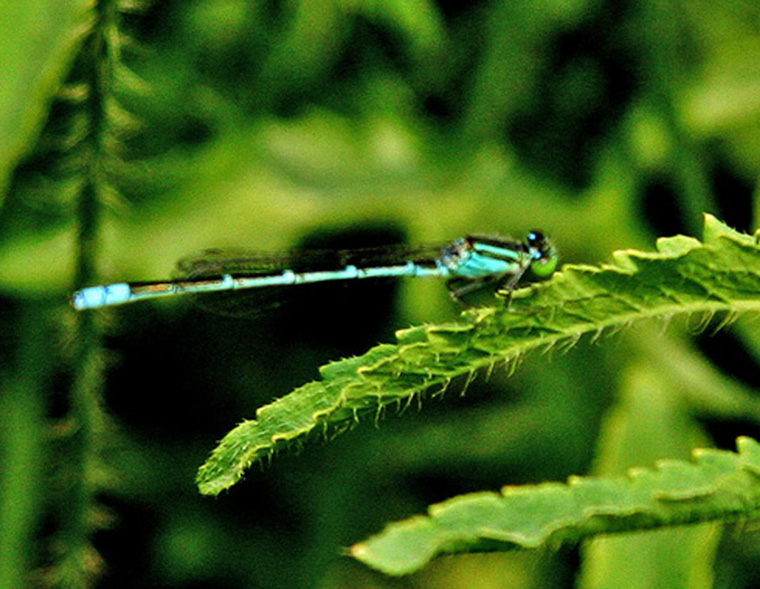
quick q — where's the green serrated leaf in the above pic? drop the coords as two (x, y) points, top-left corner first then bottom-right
(703, 212), (755, 245)
(349, 437), (760, 576)
(580, 361), (716, 589)
(196, 215), (760, 495)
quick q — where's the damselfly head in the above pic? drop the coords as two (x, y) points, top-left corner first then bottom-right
(526, 230), (558, 277)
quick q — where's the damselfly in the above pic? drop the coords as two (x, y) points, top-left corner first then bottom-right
(72, 231), (558, 311)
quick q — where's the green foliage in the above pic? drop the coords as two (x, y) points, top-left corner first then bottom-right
(350, 436), (760, 575)
(0, 0), (91, 199)
(197, 214), (760, 495)
(1, 1), (129, 587)
(4, 0), (760, 587)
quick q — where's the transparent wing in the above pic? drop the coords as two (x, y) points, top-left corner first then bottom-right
(174, 243), (449, 279)
(172, 243), (449, 317)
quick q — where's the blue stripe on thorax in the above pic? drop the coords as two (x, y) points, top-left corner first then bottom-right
(452, 252), (522, 278)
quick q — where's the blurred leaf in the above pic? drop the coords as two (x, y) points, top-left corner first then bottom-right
(356, 0), (446, 56)
(579, 364), (716, 589)
(0, 0), (91, 201)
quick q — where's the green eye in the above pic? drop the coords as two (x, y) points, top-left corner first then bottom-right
(531, 253), (558, 277)
(526, 231), (558, 278)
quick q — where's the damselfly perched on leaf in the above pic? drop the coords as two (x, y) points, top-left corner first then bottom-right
(72, 231), (558, 311)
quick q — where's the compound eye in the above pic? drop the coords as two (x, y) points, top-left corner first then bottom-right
(526, 230), (557, 277)
(527, 230), (544, 247)
(531, 254), (558, 277)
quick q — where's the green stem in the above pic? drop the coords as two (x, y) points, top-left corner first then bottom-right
(58, 0), (117, 585)
(0, 304), (52, 588)
(640, 0), (715, 234)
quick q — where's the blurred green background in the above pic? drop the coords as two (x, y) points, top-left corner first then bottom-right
(2, 0), (760, 587)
